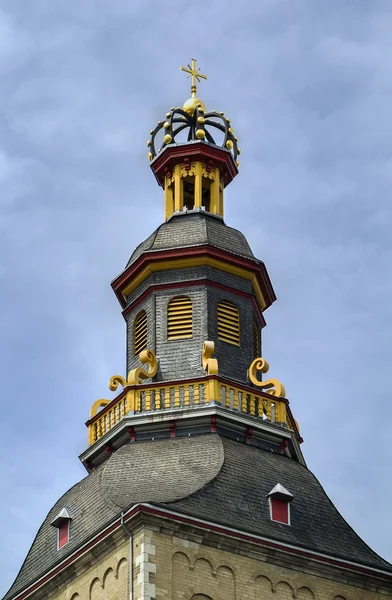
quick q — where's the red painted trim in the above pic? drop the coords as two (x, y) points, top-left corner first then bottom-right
(111, 245), (276, 311)
(169, 420), (176, 438)
(150, 141), (238, 187)
(246, 426), (253, 444)
(210, 415), (217, 433)
(121, 278), (266, 328)
(105, 444), (113, 456)
(280, 439), (289, 454)
(13, 504), (392, 600)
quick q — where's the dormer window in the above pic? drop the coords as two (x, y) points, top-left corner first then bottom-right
(267, 483), (294, 525)
(50, 508), (72, 549)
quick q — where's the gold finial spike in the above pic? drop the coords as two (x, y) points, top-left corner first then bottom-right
(180, 58), (208, 98)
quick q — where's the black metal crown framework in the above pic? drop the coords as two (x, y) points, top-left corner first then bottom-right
(148, 105), (240, 164)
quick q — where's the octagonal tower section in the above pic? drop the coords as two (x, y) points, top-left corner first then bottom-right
(84, 85), (302, 470)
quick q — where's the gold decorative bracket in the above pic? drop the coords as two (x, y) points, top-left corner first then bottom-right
(89, 350), (158, 419)
(202, 341), (218, 375)
(248, 357), (286, 398)
(109, 349), (158, 390)
(90, 399), (110, 418)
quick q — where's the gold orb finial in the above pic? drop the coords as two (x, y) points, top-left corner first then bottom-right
(183, 97), (206, 116)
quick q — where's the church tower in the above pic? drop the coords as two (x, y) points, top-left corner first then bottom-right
(4, 61), (392, 600)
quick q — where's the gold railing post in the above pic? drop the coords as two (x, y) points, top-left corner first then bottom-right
(126, 388), (136, 413)
(184, 384), (190, 406)
(206, 378), (220, 404)
(164, 175), (174, 219)
(194, 161), (203, 208)
(210, 167), (220, 215)
(275, 399), (287, 425)
(174, 164), (182, 212)
(88, 425), (93, 446)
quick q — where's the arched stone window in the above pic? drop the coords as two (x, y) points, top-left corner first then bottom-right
(217, 300), (240, 345)
(167, 296), (193, 339)
(134, 309), (147, 355)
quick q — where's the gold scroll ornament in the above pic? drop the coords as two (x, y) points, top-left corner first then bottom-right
(202, 341), (218, 375)
(248, 357), (286, 398)
(110, 349), (158, 390)
(89, 349), (158, 418)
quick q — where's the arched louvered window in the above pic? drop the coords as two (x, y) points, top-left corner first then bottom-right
(134, 310), (147, 356)
(217, 300), (240, 345)
(167, 296), (192, 339)
(253, 319), (260, 359)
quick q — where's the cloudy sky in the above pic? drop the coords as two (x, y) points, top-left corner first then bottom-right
(1, 0), (392, 594)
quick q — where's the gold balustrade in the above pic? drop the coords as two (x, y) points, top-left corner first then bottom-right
(86, 377), (295, 446)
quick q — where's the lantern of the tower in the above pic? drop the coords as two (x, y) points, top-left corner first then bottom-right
(147, 59), (240, 220)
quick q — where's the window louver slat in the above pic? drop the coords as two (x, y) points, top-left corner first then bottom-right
(168, 296), (192, 339)
(134, 310), (147, 356)
(217, 300), (240, 345)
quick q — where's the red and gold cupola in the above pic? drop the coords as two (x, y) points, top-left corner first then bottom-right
(148, 59), (240, 220)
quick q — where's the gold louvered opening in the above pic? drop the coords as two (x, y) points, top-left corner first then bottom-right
(134, 310), (147, 356)
(217, 300), (240, 346)
(253, 320), (260, 359)
(167, 296), (192, 340)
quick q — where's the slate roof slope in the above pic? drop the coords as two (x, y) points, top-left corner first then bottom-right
(4, 435), (391, 600)
(3, 462), (117, 600)
(162, 438), (392, 570)
(126, 211), (255, 268)
(3, 435), (224, 600)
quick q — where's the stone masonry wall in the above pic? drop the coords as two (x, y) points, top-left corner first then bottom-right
(46, 541), (129, 600)
(32, 525), (390, 600)
(152, 528), (390, 600)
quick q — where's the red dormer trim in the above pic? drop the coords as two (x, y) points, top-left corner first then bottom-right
(58, 521), (69, 549)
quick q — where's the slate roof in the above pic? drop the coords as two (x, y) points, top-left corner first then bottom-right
(126, 211), (255, 268)
(161, 438), (392, 569)
(4, 435), (391, 600)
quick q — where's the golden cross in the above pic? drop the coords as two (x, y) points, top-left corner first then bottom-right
(180, 58), (208, 97)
